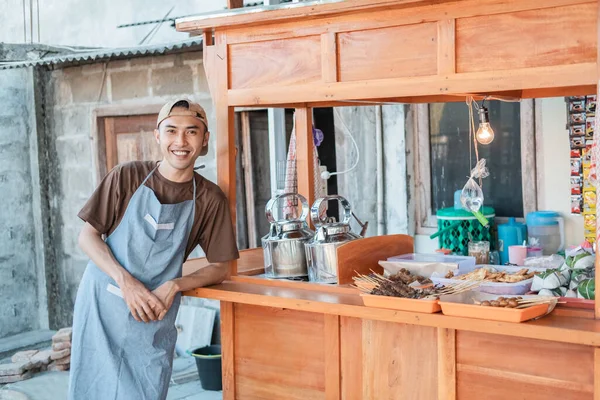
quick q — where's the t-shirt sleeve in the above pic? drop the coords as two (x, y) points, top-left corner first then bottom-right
(198, 194), (240, 263)
(77, 165), (122, 235)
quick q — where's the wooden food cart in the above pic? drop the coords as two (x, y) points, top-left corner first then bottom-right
(176, 1), (600, 399)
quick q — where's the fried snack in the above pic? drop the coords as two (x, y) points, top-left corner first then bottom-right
(455, 268), (538, 283)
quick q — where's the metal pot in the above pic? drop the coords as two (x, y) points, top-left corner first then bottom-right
(261, 193), (314, 278)
(305, 195), (362, 284)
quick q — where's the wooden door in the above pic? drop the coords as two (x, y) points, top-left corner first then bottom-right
(103, 114), (161, 172)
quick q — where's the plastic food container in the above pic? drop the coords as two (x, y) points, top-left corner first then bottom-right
(387, 253), (476, 273)
(431, 265), (547, 295)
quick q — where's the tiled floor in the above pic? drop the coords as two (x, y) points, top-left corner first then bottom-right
(0, 358), (222, 400)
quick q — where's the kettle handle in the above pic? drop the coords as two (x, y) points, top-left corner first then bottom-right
(310, 195), (352, 226)
(265, 193), (310, 224)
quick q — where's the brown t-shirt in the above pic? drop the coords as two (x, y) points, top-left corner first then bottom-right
(78, 161), (239, 263)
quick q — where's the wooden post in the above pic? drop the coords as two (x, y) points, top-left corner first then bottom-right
(295, 108), (316, 220)
(221, 302), (236, 400)
(215, 32), (238, 277)
(438, 328), (457, 400)
(240, 111), (257, 248)
(595, 0), (600, 320)
(324, 314), (341, 400)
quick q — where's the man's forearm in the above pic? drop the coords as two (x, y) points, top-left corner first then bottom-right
(78, 223), (131, 286)
(172, 263), (229, 292)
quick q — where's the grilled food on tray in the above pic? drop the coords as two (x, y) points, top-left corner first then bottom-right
(444, 267), (538, 283)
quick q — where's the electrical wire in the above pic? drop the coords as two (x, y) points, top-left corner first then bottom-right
(327, 108), (360, 177)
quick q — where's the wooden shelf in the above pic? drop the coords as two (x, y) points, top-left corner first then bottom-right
(185, 281), (600, 346)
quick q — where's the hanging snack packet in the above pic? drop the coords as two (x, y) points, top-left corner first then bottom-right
(460, 159), (489, 227)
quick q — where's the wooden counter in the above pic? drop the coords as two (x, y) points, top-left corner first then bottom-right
(186, 279), (600, 400)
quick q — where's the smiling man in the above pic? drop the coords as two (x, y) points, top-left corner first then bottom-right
(68, 99), (239, 400)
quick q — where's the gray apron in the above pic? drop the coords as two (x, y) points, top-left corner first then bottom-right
(69, 165), (196, 400)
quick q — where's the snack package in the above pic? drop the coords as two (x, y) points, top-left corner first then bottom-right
(587, 119), (596, 138)
(584, 213), (596, 231)
(571, 113), (586, 124)
(572, 148), (582, 158)
(571, 136), (586, 149)
(571, 158), (582, 175)
(570, 125), (585, 136)
(571, 176), (582, 195)
(587, 96), (597, 115)
(572, 195), (583, 214)
(570, 100), (585, 113)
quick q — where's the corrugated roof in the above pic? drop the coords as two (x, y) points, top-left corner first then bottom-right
(0, 38), (203, 70)
(117, 1), (294, 28)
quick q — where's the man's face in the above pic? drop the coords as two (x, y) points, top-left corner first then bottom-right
(154, 108), (209, 171)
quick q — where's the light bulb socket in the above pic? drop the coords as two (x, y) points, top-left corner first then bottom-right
(478, 106), (490, 124)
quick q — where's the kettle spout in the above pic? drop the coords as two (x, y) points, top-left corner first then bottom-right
(352, 212), (369, 237)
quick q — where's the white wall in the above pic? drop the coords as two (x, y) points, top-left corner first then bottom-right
(414, 97), (583, 253)
(0, 0), (231, 47)
(536, 97), (584, 247)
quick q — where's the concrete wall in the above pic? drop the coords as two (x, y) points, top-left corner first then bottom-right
(334, 105), (409, 237)
(42, 51), (214, 328)
(0, 67), (48, 338)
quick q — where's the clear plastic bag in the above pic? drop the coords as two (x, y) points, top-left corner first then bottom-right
(460, 159), (490, 226)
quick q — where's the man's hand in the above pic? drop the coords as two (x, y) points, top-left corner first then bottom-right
(120, 275), (166, 323)
(152, 281), (179, 321)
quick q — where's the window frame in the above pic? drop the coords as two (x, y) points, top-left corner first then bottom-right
(410, 100), (537, 235)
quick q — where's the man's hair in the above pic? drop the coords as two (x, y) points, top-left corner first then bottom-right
(172, 100), (190, 109)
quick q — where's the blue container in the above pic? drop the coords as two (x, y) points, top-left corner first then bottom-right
(497, 217), (527, 265)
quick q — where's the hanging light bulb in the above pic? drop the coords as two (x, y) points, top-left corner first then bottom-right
(475, 106), (494, 144)
(476, 106), (495, 145)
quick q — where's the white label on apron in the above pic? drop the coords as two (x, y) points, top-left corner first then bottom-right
(144, 214), (175, 231)
(107, 283), (124, 298)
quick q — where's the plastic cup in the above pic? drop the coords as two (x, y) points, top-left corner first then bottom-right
(508, 245), (528, 266)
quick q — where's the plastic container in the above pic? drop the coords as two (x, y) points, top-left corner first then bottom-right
(431, 265), (547, 295)
(436, 207), (496, 256)
(508, 245), (528, 265)
(497, 217), (527, 264)
(387, 253), (476, 273)
(189, 345), (222, 391)
(526, 211), (565, 255)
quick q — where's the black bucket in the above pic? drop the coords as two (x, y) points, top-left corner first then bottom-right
(189, 345), (222, 391)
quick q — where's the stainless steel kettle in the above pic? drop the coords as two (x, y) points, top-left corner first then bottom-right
(261, 193), (314, 279)
(304, 195), (363, 284)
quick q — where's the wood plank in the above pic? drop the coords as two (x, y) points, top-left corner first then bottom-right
(338, 23), (437, 82)
(456, 4), (597, 73)
(438, 328), (456, 400)
(457, 331), (594, 386)
(437, 19), (456, 75)
(362, 320), (437, 399)
(221, 301), (235, 400)
(227, 62), (596, 106)
(227, 0), (243, 9)
(457, 369), (592, 400)
(185, 281), (600, 346)
(229, 36), (322, 89)
(595, 347), (600, 400)
(520, 99), (537, 216)
(104, 117), (117, 171)
(177, 0), (593, 34)
(232, 275), (359, 294)
(183, 248), (264, 277)
(336, 234), (414, 285)
(321, 32), (338, 83)
(240, 111), (257, 248)
(234, 304), (326, 399)
(324, 314), (341, 400)
(340, 317), (362, 400)
(294, 108), (316, 213)
(214, 32), (238, 277)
